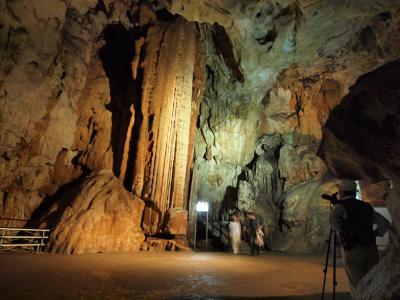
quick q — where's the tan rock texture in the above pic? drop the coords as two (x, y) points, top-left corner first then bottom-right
(319, 60), (400, 181)
(0, 0), (111, 225)
(355, 182), (400, 300)
(359, 180), (389, 206)
(142, 206), (160, 235)
(131, 18), (201, 218)
(46, 171), (145, 254)
(187, 1), (400, 253)
(165, 208), (188, 235)
(1, 0), (400, 264)
(140, 236), (191, 252)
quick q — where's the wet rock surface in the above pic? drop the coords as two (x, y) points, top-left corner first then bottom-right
(0, 252), (350, 300)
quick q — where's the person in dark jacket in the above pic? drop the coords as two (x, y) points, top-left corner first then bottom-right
(246, 211), (260, 256)
(329, 180), (390, 298)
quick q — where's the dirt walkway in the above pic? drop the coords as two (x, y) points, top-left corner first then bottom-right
(0, 251), (350, 299)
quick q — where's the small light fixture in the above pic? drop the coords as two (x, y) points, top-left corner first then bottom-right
(196, 201), (209, 212)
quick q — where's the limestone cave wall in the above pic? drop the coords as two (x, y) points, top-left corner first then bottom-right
(1, 0), (400, 262)
(0, 1), (205, 253)
(319, 59), (400, 300)
(173, 0), (400, 252)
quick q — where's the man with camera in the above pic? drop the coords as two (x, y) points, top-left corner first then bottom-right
(328, 180), (390, 298)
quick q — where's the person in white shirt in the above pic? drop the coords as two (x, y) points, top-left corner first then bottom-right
(229, 213), (241, 254)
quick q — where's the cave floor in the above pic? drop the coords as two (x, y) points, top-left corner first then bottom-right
(0, 251), (350, 300)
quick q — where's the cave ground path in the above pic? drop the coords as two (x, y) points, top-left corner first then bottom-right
(0, 251), (351, 300)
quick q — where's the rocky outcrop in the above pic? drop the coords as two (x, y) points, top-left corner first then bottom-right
(359, 180), (389, 206)
(318, 61), (400, 298)
(1, 0), (400, 262)
(183, 1), (400, 252)
(319, 59), (400, 182)
(356, 247), (400, 300)
(141, 236), (191, 252)
(0, 0), (111, 225)
(164, 208), (188, 235)
(0, 1), (203, 244)
(271, 177), (339, 253)
(46, 171), (145, 254)
(354, 181), (400, 300)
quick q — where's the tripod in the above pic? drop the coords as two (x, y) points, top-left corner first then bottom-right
(321, 226), (338, 300)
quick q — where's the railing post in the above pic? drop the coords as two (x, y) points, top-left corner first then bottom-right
(205, 211), (208, 249)
(194, 212), (197, 249)
(37, 230), (45, 254)
(0, 228), (4, 250)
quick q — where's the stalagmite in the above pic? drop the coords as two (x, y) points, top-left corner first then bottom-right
(130, 19), (198, 219)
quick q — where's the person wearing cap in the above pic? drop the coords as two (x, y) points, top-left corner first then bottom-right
(329, 179), (390, 298)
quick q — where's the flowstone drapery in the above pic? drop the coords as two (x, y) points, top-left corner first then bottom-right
(130, 20), (197, 214)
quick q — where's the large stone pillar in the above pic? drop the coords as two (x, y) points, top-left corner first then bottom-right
(130, 19), (198, 218)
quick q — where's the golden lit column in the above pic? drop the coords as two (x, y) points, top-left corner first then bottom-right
(132, 19), (197, 215)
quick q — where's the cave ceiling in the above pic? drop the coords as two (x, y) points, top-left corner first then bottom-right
(165, 0), (400, 90)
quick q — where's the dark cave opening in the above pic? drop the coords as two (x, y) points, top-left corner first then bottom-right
(99, 23), (136, 181)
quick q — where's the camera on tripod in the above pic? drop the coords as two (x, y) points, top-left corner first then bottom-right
(321, 191), (340, 300)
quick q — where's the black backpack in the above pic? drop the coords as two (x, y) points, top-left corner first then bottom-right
(339, 198), (375, 250)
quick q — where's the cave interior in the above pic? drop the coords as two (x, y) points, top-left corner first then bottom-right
(1, 0), (400, 298)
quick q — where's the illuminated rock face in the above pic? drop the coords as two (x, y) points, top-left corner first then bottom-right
(0, 1), (106, 229)
(175, 0), (400, 252)
(130, 19), (199, 215)
(45, 171), (145, 254)
(1, 0), (400, 262)
(0, 2), (203, 251)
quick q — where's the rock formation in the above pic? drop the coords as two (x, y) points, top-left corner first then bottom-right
(319, 60), (400, 299)
(0, 4), (400, 293)
(44, 170), (145, 254)
(0, 1), (205, 251)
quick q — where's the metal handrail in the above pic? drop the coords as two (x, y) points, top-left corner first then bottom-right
(0, 217), (29, 222)
(208, 221), (230, 243)
(0, 227), (50, 254)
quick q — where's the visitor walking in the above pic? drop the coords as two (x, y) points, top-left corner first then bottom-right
(229, 213), (241, 255)
(255, 224), (265, 252)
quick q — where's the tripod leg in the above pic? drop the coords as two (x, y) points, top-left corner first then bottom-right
(333, 232), (337, 300)
(321, 227), (332, 300)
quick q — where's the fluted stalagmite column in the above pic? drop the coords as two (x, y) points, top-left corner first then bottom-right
(129, 18), (199, 218)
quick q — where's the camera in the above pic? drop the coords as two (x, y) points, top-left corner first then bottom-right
(321, 192), (339, 205)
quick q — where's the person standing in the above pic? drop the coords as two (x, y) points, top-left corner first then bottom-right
(246, 211), (259, 256)
(229, 213), (241, 255)
(255, 224), (265, 253)
(329, 180), (390, 298)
